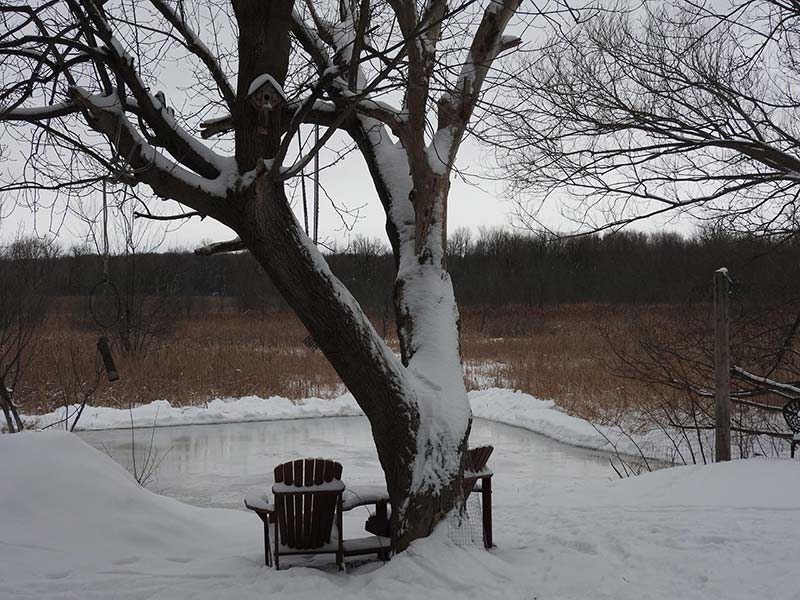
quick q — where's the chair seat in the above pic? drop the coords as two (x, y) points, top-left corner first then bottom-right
(276, 528), (390, 557)
(793, 432), (800, 441)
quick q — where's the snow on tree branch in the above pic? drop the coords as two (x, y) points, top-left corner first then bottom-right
(70, 88), (231, 221)
(732, 366), (800, 399)
(438, 0), (522, 134)
(70, 0), (226, 179)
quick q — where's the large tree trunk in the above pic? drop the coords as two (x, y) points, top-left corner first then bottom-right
(237, 174), (469, 550)
(392, 262), (471, 546)
(226, 0), (470, 551)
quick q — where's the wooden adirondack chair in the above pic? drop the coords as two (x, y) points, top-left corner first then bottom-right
(463, 445), (495, 548)
(271, 458), (345, 570)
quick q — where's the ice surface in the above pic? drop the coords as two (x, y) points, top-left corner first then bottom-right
(76, 416), (616, 510)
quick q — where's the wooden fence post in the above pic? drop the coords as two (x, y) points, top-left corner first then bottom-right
(714, 267), (731, 462)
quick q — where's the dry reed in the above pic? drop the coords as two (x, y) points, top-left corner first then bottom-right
(17, 301), (662, 421)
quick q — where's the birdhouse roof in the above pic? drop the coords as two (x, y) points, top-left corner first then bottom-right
(247, 73), (287, 101)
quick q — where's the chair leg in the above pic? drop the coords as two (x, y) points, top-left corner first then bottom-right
(792, 441), (797, 459)
(481, 476), (493, 549)
(336, 493), (345, 572)
(263, 520), (272, 567)
(273, 521), (280, 570)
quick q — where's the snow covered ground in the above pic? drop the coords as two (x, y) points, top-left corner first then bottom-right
(2, 429), (798, 600)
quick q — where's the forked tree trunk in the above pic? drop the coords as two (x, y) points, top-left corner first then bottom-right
(237, 174), (469, 550)
(224, 0), (472, 550)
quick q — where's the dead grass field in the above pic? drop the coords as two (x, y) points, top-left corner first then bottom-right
(17, 301), (664, 421)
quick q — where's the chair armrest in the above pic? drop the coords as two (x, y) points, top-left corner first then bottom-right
(244, 492), (275, 515)
(465, 468), (493, 479)
(342, 485), (390, 511)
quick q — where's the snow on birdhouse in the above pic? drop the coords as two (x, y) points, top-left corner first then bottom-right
(247, 73), (287, 110)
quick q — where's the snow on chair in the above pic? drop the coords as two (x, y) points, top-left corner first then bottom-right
(271, 458), (345, 570)
(783, 400), (800, 458)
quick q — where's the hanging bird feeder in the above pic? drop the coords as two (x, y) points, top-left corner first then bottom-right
(88, 177), (121, 383)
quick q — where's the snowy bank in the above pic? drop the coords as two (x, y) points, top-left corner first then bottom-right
(469, 388), (625, 452)
(30, 394), (364, 430)
(30, 388), (656, 459)
(2, 430), (799, 600)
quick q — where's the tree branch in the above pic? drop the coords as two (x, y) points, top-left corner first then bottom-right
(194, 237), (245, 256)
(147, 0), (237, 111)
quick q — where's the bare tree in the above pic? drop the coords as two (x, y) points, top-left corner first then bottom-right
(494, 0), (800, 236)
(0, 0), (531, 548)
(0, 237), (57, 432)
(48, 342), (103, 432)
(112, 202), (177, 357)
(600, 292), (799, 460)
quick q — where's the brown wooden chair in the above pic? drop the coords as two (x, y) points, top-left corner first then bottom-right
(271, 458), (345, 570)
(463, 445), (494, 548)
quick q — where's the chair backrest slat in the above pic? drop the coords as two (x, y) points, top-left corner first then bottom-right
(292, 459), (304, 546)
(321, 461), (342, 542)
(467, 445), (494, 473)
(273, 458), (343, 550)
(323, 459), (334, 482)
(273, 464), (288, 547)
(301, 460), (315, 549)
(284, 461), (296, 547)
(311, 458), (326, 547)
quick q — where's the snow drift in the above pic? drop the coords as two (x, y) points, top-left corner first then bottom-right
(1, 428), (799, 599)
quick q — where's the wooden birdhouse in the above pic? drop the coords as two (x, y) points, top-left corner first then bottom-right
(247, 73), (287, 135)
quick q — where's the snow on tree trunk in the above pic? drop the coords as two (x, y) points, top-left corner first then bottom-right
(393, 262), (471, 547)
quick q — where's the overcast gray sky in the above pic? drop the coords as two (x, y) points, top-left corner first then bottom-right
(0, 1), (694, 254)
(0, 130), (693, 254)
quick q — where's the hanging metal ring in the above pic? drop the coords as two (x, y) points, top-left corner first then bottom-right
(89, 278), (121, 329)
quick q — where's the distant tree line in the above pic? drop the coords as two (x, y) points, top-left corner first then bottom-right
(11, 227), (800, 313)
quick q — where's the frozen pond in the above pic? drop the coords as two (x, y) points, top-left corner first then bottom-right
(79, 416), (616, 512)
